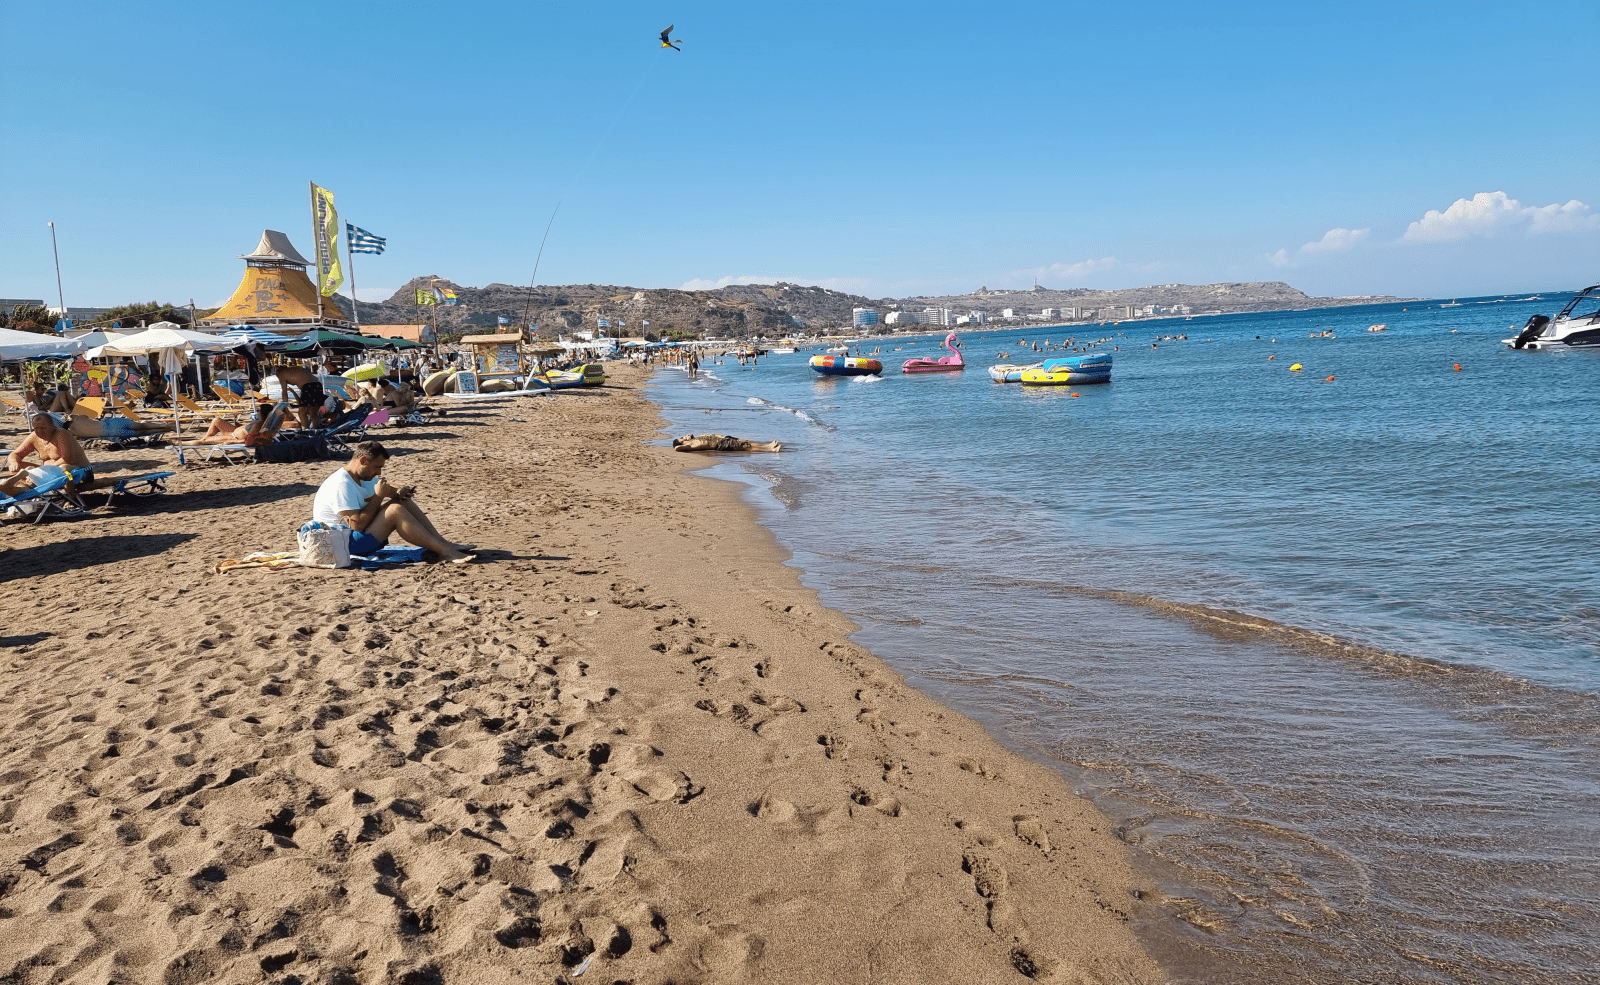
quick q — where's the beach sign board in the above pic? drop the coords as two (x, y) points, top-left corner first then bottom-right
(456, 370), (479, 394)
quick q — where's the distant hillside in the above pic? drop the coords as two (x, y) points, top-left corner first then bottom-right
(348, 278), (1409, 338)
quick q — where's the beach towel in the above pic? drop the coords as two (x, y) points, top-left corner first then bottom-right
(215, 545), (430, 574)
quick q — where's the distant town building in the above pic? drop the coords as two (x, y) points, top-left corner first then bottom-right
(1001, 308), (1018, 319)
(852, 307), (879, 328)
(922, 307), (950, 326)
(968, 308), (989, 325)
(1041, 308), (1061, 318)
(954, 315), (971, 326)
(884, 310), (921, 325)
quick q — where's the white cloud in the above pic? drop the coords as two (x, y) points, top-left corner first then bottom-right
(1266, 227), (1368, 268)
(1527, 199), (1599, 234)
(1300, 227), (1369, 254)
(1402, 191), (1598, 243)
(1043, 256), (1120, 280)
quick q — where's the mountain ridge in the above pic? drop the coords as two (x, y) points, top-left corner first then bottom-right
(349, 277), (1411, 338)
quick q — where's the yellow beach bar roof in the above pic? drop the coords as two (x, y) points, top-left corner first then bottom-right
(202, 230), (350, 334)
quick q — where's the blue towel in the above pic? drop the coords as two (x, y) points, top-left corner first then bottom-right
(351, 545), (427, 570)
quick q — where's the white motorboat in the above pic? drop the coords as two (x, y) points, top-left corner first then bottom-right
(1505, 285), (1600, 349)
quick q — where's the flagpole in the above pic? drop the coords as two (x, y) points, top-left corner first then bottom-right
(346, 223), (361, 330)
(309, 180), (324, 323)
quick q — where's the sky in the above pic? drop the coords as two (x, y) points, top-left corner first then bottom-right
(2, 0), (1596, 308)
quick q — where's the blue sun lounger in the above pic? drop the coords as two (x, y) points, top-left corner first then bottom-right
(0, 469), (90, 525)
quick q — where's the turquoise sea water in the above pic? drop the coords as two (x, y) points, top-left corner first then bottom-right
(646, 295), (1600, 984)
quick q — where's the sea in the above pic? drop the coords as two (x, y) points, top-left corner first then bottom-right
(644, 293), (1600, 985)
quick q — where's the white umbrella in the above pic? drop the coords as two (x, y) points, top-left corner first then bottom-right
(87, 324), (236, 446)
(0, 327), (90, 360)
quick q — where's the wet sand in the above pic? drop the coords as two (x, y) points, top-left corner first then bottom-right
(0, 364), (1161, 984)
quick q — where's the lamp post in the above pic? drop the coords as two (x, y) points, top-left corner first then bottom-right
(47, 221), (67, 330)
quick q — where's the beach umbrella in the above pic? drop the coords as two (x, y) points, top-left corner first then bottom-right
(215, 326), (293, 350)
(70, 329), (127, 349)
(280, 328), (378, 356)
(88, 324), (236, 443)
(0, 327), (90, 360)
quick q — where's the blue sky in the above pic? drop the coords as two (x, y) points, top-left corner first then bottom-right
(2, 0), (1596, 308)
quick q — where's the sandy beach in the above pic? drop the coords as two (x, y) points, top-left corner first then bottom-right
(0, 363), (1161, 984)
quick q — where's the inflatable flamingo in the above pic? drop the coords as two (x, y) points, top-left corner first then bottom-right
(902, 332), (966, 373)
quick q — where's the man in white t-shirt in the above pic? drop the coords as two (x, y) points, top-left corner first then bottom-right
(311, 440), (474, 563)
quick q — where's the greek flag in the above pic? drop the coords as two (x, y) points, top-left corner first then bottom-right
(346, 223), (386, 255)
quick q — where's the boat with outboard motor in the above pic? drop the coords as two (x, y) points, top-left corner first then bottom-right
(809, 354), (883, 376)
(902, 332), (965, 373)
(990, 353), (1113, 384)
(1505, 285), (1600, 349)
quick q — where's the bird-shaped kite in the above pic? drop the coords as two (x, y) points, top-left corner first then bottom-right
(660, 25), (681, 50)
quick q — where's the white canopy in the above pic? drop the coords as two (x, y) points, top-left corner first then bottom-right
(86, 322), (236, 360)
(0, 327), (91, 361)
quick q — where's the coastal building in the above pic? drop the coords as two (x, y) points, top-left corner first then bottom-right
(1001, 308), (1019, 319)
(922, 307), (950, 326)
(968, 308), (989, 325)
(884, 310), (921, 325)
(954, 315), (971, 326)
(852, 307), (878, 328)
(1041, 308), (1061, 318)
(202, 230), (351, 334)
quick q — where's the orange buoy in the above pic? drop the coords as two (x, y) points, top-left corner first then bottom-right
(1325, 375), (1335, 381)
(1268, 355), (1275, 360)
(1070, 392), (1080, 397)
(1453, 363), (1462, 371)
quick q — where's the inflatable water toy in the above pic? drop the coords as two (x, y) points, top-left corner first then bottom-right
(422, 370), (453, 396)
(902, 332), (965, 373)
(343, 363), (383, 382)
(988, 364), (1034, 383)
(809, 355), (883, 376)
(578, 363), (607, 386)
(1017, 354), (1113, 386)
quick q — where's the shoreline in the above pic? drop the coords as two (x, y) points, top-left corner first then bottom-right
(0, 364), (1164, 984)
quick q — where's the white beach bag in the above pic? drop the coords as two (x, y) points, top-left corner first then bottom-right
(297, 521), (352, 569)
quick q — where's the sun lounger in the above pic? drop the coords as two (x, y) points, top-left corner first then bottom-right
(0, 469), (90, 524)
(84, 470), (175, 506)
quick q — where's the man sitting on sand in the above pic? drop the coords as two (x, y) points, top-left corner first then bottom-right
(312, 441), (474, 563)
(1, 413), (94, 496)
(178, 401), (288, 446)
(672, 434), (782, 453)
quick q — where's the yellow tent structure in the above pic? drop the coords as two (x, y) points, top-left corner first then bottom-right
(202, 230), (350, 333)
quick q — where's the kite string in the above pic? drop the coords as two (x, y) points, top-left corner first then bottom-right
(524, 52), (662, 314)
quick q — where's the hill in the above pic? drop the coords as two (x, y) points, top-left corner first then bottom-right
(348, 278), (1409, 339)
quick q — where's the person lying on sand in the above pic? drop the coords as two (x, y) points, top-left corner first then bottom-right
(1, 413), (94, 496)
(177, 401), (287, 447)
(672, 434), (782, 453)
(65, 412), (175, 441)
(360, 379), (418, 414)
(312, 441), (474, 563)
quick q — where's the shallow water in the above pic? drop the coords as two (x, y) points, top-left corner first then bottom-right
(647, 296), (1600, 984)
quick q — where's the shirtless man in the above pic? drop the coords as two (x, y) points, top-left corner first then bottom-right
(672, 434), (782, 453)
(1, 414), (94, 496)
(270, 364), (325, 429)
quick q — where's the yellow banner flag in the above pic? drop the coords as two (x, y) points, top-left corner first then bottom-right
(311, 182), (344, 298)
(416, 289), (438, 306)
